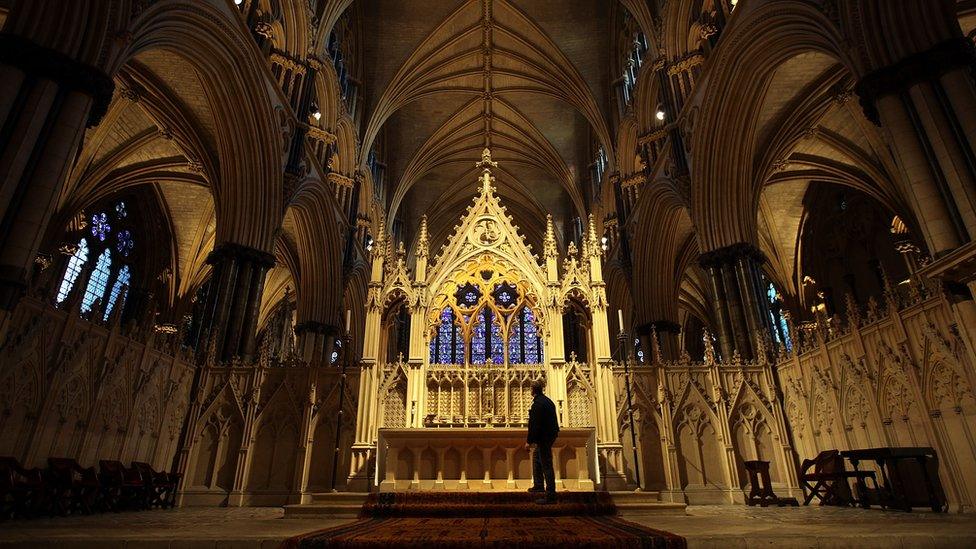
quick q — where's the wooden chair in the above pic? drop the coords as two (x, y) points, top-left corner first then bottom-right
(132, 462), (179, 509)
(744, 460), (797, 507)
(46, 458), (101, 515)
(0, 457), (46, 519)
(99, 460), (147, 511)
(799, 450), (877, 507)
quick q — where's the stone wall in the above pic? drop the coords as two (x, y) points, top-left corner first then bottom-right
(0, 297), (359, 507)
(614, 278), (976, 510)
(0, 298), (194, 473)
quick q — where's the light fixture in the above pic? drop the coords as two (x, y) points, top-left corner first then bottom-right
(312, 110), (322, 121)
(234, 0), (243, 5)
(656, 110), (666, 121)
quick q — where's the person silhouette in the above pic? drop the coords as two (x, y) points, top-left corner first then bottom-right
(525, 379), (559, 504)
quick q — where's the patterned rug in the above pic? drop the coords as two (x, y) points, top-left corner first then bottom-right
(360, 490), (618, 517)
(282, 492), (687, 548)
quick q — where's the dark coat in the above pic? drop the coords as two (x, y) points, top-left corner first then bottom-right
(527, 393), (559, 445)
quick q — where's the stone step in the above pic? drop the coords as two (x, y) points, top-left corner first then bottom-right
(284, 493), (369, 518)
(284, 491), (686, 518)
(610, 491), (687, 515)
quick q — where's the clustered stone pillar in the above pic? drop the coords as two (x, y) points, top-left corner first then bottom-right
(195, 243), (275, 362)
(294, 321), (339, 366)
(636, 321), (680, 362)
(698, 243), (773, 361)
(0, 34), (114, 316)
(856, 38), (976, 256)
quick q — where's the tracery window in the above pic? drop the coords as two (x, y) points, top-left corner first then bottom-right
(81, 249), (112, 314)
(471, 308), (504, 364)
(54, 200), (137, 321)
(508, 306), (543, 365)
(102, 265), (130, 321)
(430, 306), (464, 364)
(56, 239), (89, 305)
(429, 276), (545, 366)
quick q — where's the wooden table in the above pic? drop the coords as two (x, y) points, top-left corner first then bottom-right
(841, 447), (947, 512)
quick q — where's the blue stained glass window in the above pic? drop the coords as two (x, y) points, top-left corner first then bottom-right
(56, 239), (89, 305)
(81, 249), (112, 313)
(431, 306), (463, 364)
(102, 265), (130, 321)
(767, 282), (793, 352)
(116, 230), (134, 257)
(91, 212), (111, 242)
(471, 311), (488, 363)
(489, 312), (504, 364)
(509, 307), (543, 364)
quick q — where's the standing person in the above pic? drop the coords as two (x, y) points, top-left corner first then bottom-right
(526, 379), (559, 504)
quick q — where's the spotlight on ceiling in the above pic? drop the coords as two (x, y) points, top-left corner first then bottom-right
(234, 0), (243, 5)
(656, 110), (666, 121)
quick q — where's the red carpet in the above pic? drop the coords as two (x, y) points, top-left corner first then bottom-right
(283, 492), (686, 548)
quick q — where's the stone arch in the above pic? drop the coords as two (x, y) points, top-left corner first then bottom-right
(123, 1), (284, 252)
(690, 1), (852, 251)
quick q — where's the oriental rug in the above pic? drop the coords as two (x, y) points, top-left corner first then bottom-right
(282, 492), (687, 549)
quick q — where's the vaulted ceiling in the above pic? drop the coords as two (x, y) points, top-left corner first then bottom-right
(356, 0), (616, 253)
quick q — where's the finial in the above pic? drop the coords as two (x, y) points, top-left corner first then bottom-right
(586, 213), (599, 256)
(544, 214), (558, 259)
(476, 147), (498, 172)
(417, 215), (429, 258)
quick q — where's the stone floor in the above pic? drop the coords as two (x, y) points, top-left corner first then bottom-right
(0, 505), (974, 548)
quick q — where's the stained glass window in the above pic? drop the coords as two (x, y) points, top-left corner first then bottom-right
(91, 212), (111, 242)
(767, 282), (793, 352)
(103, 265), (130, 321)
(56, 239), (89, 305)
(116, 230), (134, 257)
(489, 312), (504, 364)
(115, 201), (127, 219)
(635, 337), (645, 363)
(509, 307), (543, 364)
(431, 306), (463, 364)
(456, 283), (481, 307)
(471, 309), (488, 363)
(492, 282), (518, 308)
(81, 249), (112, 314)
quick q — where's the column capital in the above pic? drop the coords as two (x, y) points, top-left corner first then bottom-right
(855, 38), (976, 126)
(636, 321), (681, 336)
(294, 321), (340, 336)
(206, 242), (276, 269)
(698, 242), (766, 269)
(0, 33), (115, 127)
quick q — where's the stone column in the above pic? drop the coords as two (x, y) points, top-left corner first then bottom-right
(195, 243), (274, 363)
(295, 321), (338, 366)
(0, 34), (114, 316)
(698, 243), (772, 360)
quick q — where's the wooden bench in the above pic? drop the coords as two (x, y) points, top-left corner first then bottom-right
(47, 458), (101, 515)
(0, 457), (46, 519)
(800, 450), (879, 507)
(99, 460), (147, 511)
(132, 462), (180, 509)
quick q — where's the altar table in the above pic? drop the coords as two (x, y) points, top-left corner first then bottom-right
(375, 428), (598, 491)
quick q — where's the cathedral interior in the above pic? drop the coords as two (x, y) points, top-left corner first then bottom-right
(2, 0), (976, 546)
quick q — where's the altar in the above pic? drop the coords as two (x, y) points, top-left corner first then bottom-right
(346, 150), (630, 492)
(376, 428), (598, 491)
